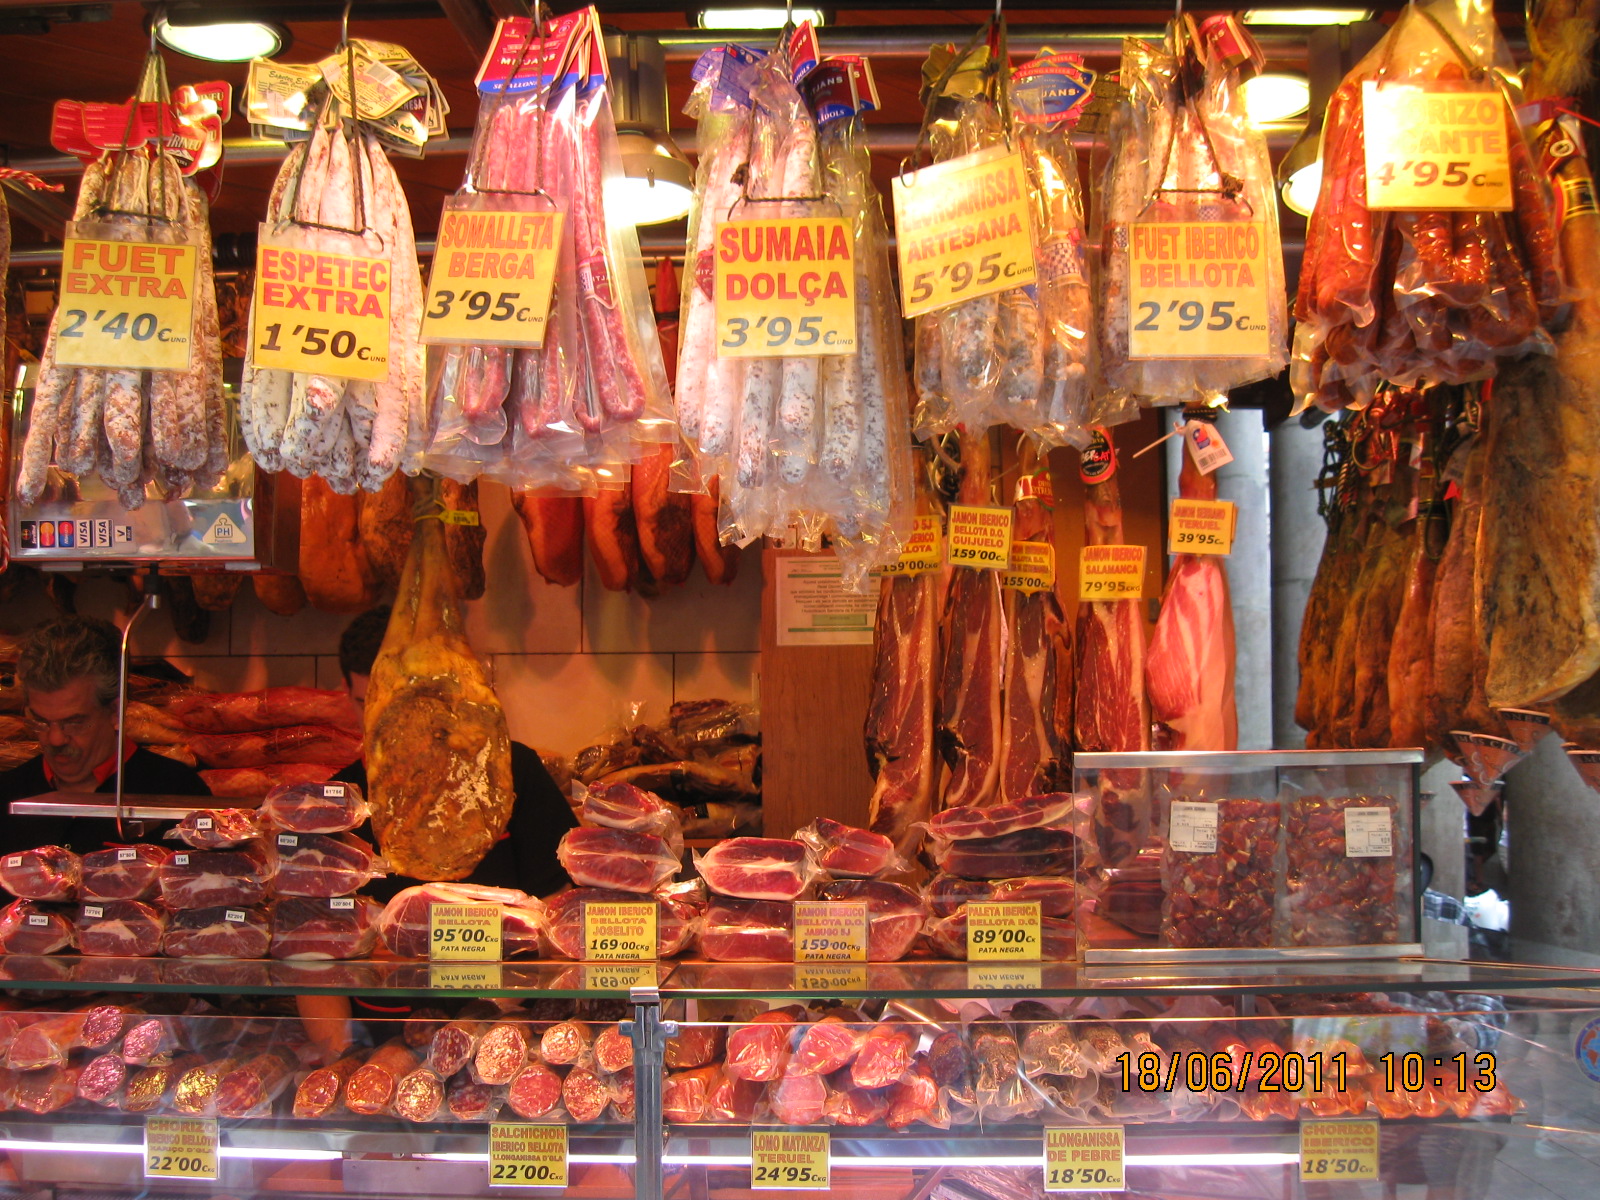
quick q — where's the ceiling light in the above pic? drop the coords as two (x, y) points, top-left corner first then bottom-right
(153, 16), (287, 62)
(1240, 72), (1310, 124)
(697, 7), (827, 29)
(1242, 8), (1376, 24)
(606, 34), (695, 225)
(1281, 154), (1323, 216)
(1274, 21), (1384, 216)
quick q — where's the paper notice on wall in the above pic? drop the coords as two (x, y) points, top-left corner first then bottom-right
(774, 557), (877, 646)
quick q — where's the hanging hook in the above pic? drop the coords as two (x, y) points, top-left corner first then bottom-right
(340, 0), (353, 47)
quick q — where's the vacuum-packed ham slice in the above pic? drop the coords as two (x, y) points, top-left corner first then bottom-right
(375, 882), (542, 959)
(270, 896), (381, 960)
(162, 905), (270, 958)
(260, 779), (369, 834)
(796, 818), (900, 878)
(724, 1007), (803, 1082)
(581, 781), (682, 842)
(818, 879), (923, 961)
(169, 686), (363, 735)
(541, 886), (699, 960)
(271, 831), (383, 897)
(557, 827), (680, 893)
(929, 827), (1077, 879)
(927, 793), (1077, 842)
(159, 842), (273, 909)
(696, 838), (811, 901)
(171, 809), (261, 849)
(76, 900), (166, 957)
(698, 896), (794, 962)
(926, 873), (996, 918)
(0, 846), (80, 901)
(791, 1014), (866, 1076)
(0, 899), (74, 954)
(80, 845), (168, 900)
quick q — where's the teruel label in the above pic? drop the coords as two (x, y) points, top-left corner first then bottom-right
(879, 515), (943, 577)
(794, 901), (868, 963)
(1363, 83), (1512, 210)
(251, 234), (391, 381)
(429, 903), (502, 962)
(57, 238), (196, 370)
(948, 504), (1014, 570)
(893, 145), (1037, 318)
(1169, 498), (1237, 556)
(966, 901), (1042, 961)
(751, 1130), (829, 1189)
(1003, 541), (1056, 594)
(489, 1122), (567, 1188)
(422, 207), (563, 347)
(1128, 221), (1270, 359)
(1300, 1119), (1380, 1181)
(583, 902), (657, 961)
(1079, 545), (1146, 600)
(1045, 1126), (1126, 1192)
(144, 1116), (217, 1180)
(715, 217), (856, 357)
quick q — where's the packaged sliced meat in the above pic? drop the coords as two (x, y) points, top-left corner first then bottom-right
(345, 1040), (420, 1115)
(0, 846), (80, 901)
(170, 809), (261, 850)
(723, 1006), (804, 1082)
(796, 818), (903, 879)
(929, 827), (1078, 879)
(270, 895), (382, 960)
(706, 1068), (765, 1122)
(1161, 797), (1279, 949)
(80, 844), (169, 900)
(260, 779), (370, 834)
(582, 781), (683, 843)
(77, 1052), (128, 1106)
(271, 831), (384, 897)
(474, 1021), (532, 1085)
(163, 904), (271, 959)
(0, 899), (74, 954)
(394, 1067), (445, 1122)
(158, 842), (274, 909)
(294, 1052), (363, 1118)
(696, 838), (812, 900)
(927, 793), (1078, 842)
(925, 908), (1077, 960)
(375, 882), (543, 959)
(216, 1048), (299, 1118)
(989, 876), (1077, 919)
(825, 1082), (888, 1126)
(851, 1022), (915, 1089)
(699, 896), (794, 962)
(540, 1019), (594, 1067)
(542, 886), (699, 960)
(886, 1055), (948, 1130)
(557, 826), (680, 894)
(76, 900), (167, 957)
(792, 1014), (866, 1077)
(769, 1068), (828, 1124)
(1286, 794), (1400, 946)
(169, 687), (363, 735)
(818, 879), (924, 961)
(506, 1061), (562, 1119)
(927, 873), (996, 918)
(663, 1064), (720, 1122)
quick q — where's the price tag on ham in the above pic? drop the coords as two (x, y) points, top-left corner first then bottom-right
(1169, 499), (1237, 555)
(1169, 802), (1220, 853)
(582, 963), (656, 992)
(1362, 83), (1512, 210)
(751, 1130), (829, 1189)
(144, 1116), (217, 1180)
(583, 902), (657, 960)
(250, 234), (392, 382)
(1300, 1119), (1380, 1181)
(1045, 1126), (1125, 1192)
(714, 217), (857, 357)
(794, 963), (868, 992)
(1079, 545), (1145, 600)
(967, 964), (1043, 990)
(429, 903), (502, 961)
(422, 208), (563, 347)
(1343, 808), (1394, 858)
(1002, 542), (1056, 593)
(966, 902), (1042, 961)
(892, 144), (1038, 318)
(948, 504), (1013, 570)
(793, 901), (868, 962)
(489, 1122), (567, 1188)
(56, 237), (197, 370)
(1128, 222), (1270, 359)
(879, 515), (943, 577)
(430, 963), (503, 989)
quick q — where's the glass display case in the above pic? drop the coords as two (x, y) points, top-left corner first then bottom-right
(1074, 749), (1424, 965)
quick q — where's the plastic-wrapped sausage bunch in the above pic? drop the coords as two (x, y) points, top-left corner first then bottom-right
(1286, 794), (1400, 946)
(1160, 796), (1279, 948)
(417, 12), (675, 490)
(1096, 21), (1288, 418)
(1291, 0), (1562, 413)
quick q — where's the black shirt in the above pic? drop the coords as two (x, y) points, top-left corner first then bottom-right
(0, 748), (210, 856)
(332, 741), (577, 902)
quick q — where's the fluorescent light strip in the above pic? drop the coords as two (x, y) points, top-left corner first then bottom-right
(0, 1140), (340, 1162)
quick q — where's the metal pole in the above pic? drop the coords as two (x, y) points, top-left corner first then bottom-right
(622, 984), (676, 1200)
(114, 583), (159, 839)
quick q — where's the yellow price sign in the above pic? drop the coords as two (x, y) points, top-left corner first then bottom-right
(793, 901), (868, 963)
(1300, 1119), (1379, 1182)
(1363, 82), (1512, 211)
(489, 1123), (567, 1188)
(582, 963), (657, 992)
(879, 515), (943, 577)
(430, 903), (502, 961)
(751, 1130), (829, 1190)
(57, 238), (197, 371)
(1045, 1126), (1125, 1192)
(583, 902), (657, 961)
(1079, 545), (1145, 601)
(966, 902), (1042, 961)
(423, 207), (563, 347)
(966, 964), (1043, 991)
(1003, 541), (1056, 594)
(144, 1116), (218, 1180)
(1128, 222), (1271, 360)
(430, 962), (503, 990)
(893, 145), (1037, 318)
(714, 217), (856, 358)
(948, 504), (1013, 570)
(794, 963), (868, 993)
(251, 234), (392, 382)
(1169, 499), (1237, 556)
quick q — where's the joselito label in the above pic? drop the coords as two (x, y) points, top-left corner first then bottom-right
(1079, 427), (1116, 484)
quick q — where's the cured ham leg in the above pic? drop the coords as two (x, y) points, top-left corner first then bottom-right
(865, 572), (940, 856)
(1147, 435), (1236, 751)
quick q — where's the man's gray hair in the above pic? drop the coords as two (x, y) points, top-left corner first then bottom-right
(17, 615), (121, 707)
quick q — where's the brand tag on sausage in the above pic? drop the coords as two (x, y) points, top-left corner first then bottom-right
(1363, 83), (1512, 210)
(947, 505), (1013, 570)
(250, 229), (392, 382)
(1078, 544), (1145, 600)
(1128, 221), (1270, 359)
(714, 217), (857, 358)
(422, 206), (564, 347)
(56, 235), (197, 371)
(1169, 498), (1237, 556)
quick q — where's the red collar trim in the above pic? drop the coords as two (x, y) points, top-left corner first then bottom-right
(43, 738), (135, 788)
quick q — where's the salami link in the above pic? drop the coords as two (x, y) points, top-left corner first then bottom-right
(562, 1065), (610, 1123)
(121, 1053), (202, 1113)
(76, 1053), (127, 1106)
(446, 1073), (498, 1121)
(473, 1022), (531, 1086)
(539, 1019), (593, 1067)
(293, 1052), (363, 1119)
(428, 1019), (489, 1077)
(394, 1067), (445, 1122)
(216, 1048), (299, 1118)
(344, 1040), (419, 1115)
(506, 1061), (562, 1118)
(593, 1024), (634, 1074)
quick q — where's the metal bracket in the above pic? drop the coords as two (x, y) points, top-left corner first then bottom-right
(622, 985), (677, 1200)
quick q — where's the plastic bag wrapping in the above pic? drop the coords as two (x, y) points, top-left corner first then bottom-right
(162, 905), (271, 958)
(375, 882), (544, 958)
(540, 884), (701, 959)
(270, 831), (387, 897)
(0, 846), (80, 901)
(158, 843), (275, 909)
(80, 846), (169, 901)
(794, 816), (905, 878)
(269, 895), (382, 960)
(1096, 25), (1288, 414)
(169, 808), (261, 849)
(0, 899), (75, 954)
(1291, 0), (1562, 413)
(260, 779), (370, 834)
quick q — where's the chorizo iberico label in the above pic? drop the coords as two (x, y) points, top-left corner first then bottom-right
(57, 237), (197, 371)
(1128, 222), (1270, 359)
(1300, 1120), (1379, 1182)
(144, 1117), (217, 1180)
(715, 217), (856, 357)
(250, 230), (391, 382)
(892, 144), (1037, 318)
(422, 207), (563, 347)
(1363, 83), (1512, 211)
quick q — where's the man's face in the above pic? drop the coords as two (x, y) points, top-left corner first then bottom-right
(347, 672), (370, 707)
(26, 677), (118, 790)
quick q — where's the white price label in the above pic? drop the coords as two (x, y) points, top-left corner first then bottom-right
(1344, 808), (1393, 858)
(1184, 419), (1233, 474)
(117, 848), (139, 862)
(83, 905), (104, 919)
(1169, 802), (1219, 854)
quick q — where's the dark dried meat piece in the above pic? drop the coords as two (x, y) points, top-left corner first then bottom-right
(1160, 797), (1279, 949)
